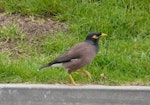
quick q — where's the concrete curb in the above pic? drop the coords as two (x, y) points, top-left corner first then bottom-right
(0, 84), (150, 105)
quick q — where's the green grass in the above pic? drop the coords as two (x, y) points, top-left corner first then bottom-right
(0, 0), (150, 85)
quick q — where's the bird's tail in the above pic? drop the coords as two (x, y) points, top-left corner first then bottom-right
(38, 62), (54, 71)
(38, 65), (49, 71)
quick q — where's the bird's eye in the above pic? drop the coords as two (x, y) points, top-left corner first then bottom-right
(92, 35), (99, 39)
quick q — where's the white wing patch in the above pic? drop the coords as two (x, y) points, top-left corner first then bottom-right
(51, 59), (79, 67)
(51, 63), (63, 67)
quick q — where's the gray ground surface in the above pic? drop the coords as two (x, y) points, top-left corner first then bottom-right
(0, 84), (150, 105)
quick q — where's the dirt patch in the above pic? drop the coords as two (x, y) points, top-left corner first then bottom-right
(0, 12), (68, 57)
(0, 13), (67, 36)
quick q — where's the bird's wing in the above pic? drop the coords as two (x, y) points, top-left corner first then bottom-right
(51, 42), (86, 64)
(39, 42), (87, 70)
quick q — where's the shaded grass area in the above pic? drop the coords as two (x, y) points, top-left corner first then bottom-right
(0, 0), (150, 85)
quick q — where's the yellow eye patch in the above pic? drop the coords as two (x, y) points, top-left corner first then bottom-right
(92, 35), (99, 39)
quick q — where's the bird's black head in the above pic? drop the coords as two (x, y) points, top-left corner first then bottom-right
(85, 32), (107, 44)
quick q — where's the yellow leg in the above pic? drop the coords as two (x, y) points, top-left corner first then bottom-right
(76, 69), (92, 80)
(68, 74), (80, 86)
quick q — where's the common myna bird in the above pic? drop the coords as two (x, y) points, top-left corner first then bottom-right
(39, 32), (107, 85)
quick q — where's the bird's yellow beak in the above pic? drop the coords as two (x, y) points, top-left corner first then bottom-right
(101, 33), (107, 37)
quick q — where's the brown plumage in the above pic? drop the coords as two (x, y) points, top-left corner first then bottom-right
(39, 32), (107, 85)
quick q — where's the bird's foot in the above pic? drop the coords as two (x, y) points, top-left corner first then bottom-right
(68, 74), (84, 86)
(76, 69), (92, 80)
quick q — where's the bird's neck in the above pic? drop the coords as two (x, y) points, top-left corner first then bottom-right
(85, 40), (99, 52)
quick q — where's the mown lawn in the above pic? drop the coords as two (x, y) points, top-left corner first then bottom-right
(0, 0), (150, 85)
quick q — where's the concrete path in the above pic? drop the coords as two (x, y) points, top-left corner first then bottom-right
(0, 84), (150, 105)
